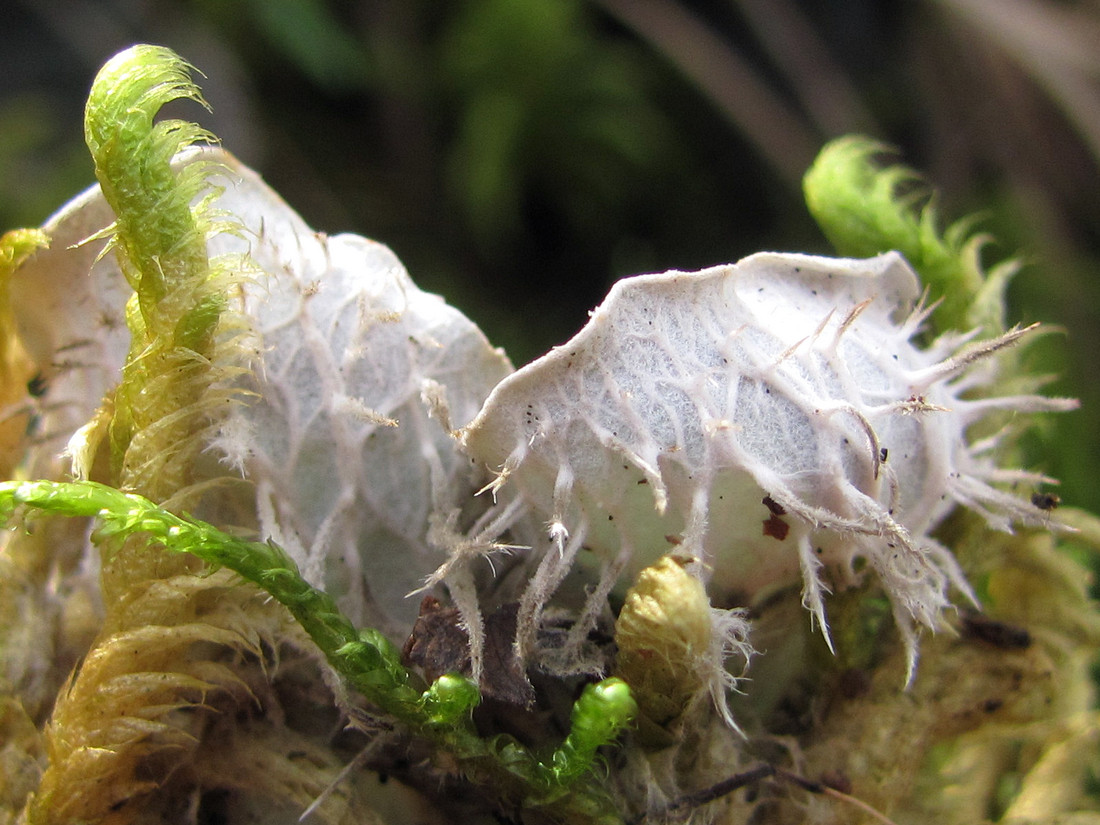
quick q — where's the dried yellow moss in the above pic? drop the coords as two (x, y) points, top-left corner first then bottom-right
(615, 554), (712, 740)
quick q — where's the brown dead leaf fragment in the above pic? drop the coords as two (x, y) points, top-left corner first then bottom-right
(403, 597), (534, 707)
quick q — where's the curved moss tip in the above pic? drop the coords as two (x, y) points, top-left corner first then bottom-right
(84, 44), (216, 308)
(803, 135), (1013, 334)
(84, 44), (209, 159)
(0, 229), (48, 274)
(422, 673), (481, 725)
(551, 677), (638, 785)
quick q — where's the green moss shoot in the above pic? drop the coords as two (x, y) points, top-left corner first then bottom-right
(803, 135), (1017, 335)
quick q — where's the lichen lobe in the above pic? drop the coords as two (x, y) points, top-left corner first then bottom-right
(459, 251), (1074, 682)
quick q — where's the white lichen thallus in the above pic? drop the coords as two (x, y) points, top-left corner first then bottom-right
(452, 251), (1075, 719)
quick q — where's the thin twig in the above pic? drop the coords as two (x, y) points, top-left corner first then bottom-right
(640, 763), (902, 824)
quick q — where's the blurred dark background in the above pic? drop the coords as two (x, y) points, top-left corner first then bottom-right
(3, 0), (1099, 515)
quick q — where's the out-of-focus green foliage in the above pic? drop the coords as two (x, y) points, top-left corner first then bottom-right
(243, 0), (372, 92)
(441, 0), (668, 250)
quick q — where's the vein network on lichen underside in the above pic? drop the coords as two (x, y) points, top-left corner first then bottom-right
(456, 251), (1075, 690)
